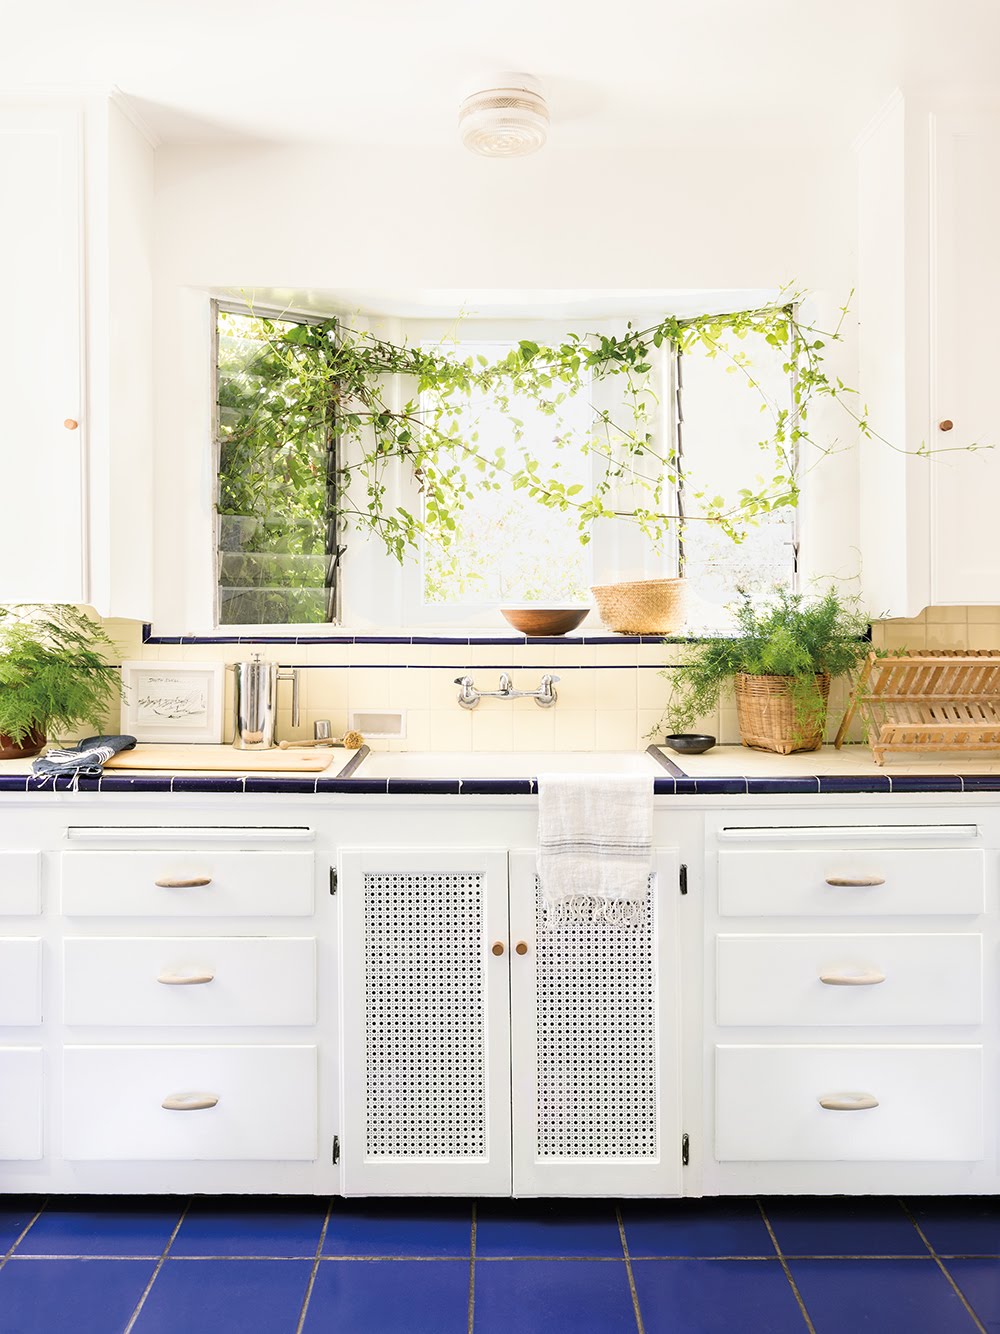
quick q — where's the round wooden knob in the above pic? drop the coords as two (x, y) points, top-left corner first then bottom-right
(491, 941), (505, 956)
(938, 419), (954, 432)
(63, 418), (79, 430)
(515, 941), (529, 956)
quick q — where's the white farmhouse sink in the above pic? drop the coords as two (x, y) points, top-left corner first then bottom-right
(356, 750), (661, 779)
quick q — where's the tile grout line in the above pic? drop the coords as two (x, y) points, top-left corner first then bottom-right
(0, 1197), (48, 1274)
(756, 1201), (817, 1334)
(467, 1202), (477, 1334)
(122, 1199), (191, 1334)
(616, 1206), (645, 1334)
(294, 1195), (335, 1334)
(899, 1200), (987, 1334)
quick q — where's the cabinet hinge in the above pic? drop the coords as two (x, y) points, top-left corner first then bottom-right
(679, 864), (688, 896)
(682, 1132), (690, 1166)
(329, 867), (338, 896)
(332, 1135), (340, 1165)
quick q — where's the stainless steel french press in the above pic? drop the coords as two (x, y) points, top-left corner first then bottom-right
(228, 653), (300, 750)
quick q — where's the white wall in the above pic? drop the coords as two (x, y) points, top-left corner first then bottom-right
(151, 139), (860, 631)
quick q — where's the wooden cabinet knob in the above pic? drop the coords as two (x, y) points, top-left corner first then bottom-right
(491, 941), (505, 956)
(63, 418), (79, 430)
(938, 419), (954, 432)
(515, 941), (529, 956)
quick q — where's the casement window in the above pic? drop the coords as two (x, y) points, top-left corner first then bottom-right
(212, 302), (796, 630)
(214, 301), (342, 626)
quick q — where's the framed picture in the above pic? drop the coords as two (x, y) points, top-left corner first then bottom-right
(121, 661), (225, 744)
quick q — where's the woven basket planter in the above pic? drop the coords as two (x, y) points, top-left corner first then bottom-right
(591, 578), (686, 636)
(735, 673), (831, 754)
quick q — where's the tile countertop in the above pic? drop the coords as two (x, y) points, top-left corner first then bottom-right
(0, 742), (998, 795)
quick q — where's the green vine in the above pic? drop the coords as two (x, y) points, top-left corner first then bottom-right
(217, 291), (987, 568)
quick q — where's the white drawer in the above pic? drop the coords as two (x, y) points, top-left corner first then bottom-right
(717, 933), (983, 1028)
(64, 937), (317, 1027)
(63, 1044), (317, 1160)
(0, 852), (41, 916)
(0, 1048), (42, 1160)
(61, 851), (314, 917)
(718, 848), (985, 916)
(716, 1044), (982, 1161)
(0, 939), (42, 1026)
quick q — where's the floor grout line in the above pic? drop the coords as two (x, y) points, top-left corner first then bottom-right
(899, 1199), (988, 1334)
(616, 1205), (645, 1334)
(294, 1196), (334, 1334)
(467, 1202), (477, 1334)
(757, 1201), (817, 1334)
(0, 1198), (49, 1275)
(122, 1198), (191, 1334)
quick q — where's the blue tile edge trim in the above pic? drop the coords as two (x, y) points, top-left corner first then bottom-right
(140, 622), (676, 648)
(0, 771), (991, 796)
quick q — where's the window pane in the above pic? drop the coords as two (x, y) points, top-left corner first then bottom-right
(215, 308), (336, 624)
(679, 328), (795, 611)
(420, 341), (593, 606)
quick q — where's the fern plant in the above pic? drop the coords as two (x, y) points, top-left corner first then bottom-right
(659, 588), (870, 738)
(0, 606), (122, 744)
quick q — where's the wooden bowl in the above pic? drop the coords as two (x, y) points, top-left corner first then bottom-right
(500, 607), (590, 637)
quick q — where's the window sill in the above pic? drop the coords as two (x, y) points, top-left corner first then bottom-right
(141, 623), (714, 648)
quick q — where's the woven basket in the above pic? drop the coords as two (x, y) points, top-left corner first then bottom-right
(591, 579), (686, 635)
(735, 673), (831, 755)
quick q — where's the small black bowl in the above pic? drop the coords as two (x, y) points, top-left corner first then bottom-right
(664, 733), (717, 755)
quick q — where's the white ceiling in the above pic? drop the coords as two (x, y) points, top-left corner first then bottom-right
(3, 0), (1000, 147)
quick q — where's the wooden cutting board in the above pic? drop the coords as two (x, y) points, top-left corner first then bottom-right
(104, 744), (336, 773)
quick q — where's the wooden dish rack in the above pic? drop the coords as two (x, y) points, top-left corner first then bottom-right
(835, 649), (1000, 764)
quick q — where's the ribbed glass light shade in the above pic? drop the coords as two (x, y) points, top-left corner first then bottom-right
(459, 78), (549, 158)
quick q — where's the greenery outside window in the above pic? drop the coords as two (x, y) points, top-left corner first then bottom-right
(214, 301), (342, 625)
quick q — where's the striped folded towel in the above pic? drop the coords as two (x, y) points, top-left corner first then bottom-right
(32, 734), (137, 780)
(536, 773), (653, 926)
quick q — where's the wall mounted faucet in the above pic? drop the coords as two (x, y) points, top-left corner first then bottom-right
(455, 673), (560, 709)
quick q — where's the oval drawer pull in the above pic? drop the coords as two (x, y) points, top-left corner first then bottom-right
(157, 971), (215, 986)
(161, 1092), (219, 1112)
(154, 877), (213, 889)
(819, 969), (886, 987)
(824, 876), (886, 888)
(818, 1092), (879, 1112)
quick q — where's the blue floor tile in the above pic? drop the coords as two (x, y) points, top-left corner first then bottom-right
(0, 1197), (42, 1253)
(474, 1259), (636, 1333)
(132, 1258), (314, 1334)
(908, 1197), (1000, 1255)
(631, 1258), (805, 1334)
(16, 1197), (185, 1257)
(171, 1196), (328, 1257)
(475, 1200), (622, 1258)
(764, 1196), (926, 1256)
(0, 1258), (155, 1334)
(943, 1258), (1000, 1329)
(322, 1200), (473, 1257)
(622, 1198), (776, 1258)
(789, 1258), (980, 1333)
(304, 1258), (469, 1334)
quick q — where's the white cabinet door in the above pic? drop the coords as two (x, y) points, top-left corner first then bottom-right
(930, 112), (1000, 604)
(0, 940), (42, 1026)
(0, 1048), (43, 1160)
(508, 850), (682, 1197)
(0, 105), (84, 602)
(339, 848), (512, 1196)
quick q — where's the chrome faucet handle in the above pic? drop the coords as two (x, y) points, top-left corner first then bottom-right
(455, 675), (479, 710)
(498, 673), (514, 694)
(536, 673), (560, 707)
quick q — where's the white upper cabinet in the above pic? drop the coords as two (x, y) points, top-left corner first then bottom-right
(0, 105), (84, 604)
(0, 96), (154, 617)
(858, 92), (1000, 615)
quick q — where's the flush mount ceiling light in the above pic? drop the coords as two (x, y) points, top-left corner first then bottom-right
(459, 73), (549, 158)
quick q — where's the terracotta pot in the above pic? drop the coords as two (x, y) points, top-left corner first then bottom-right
(0, 727), (46, 760)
